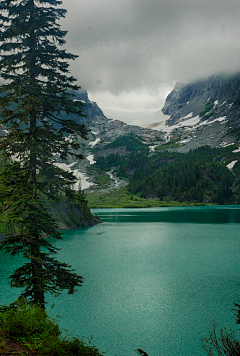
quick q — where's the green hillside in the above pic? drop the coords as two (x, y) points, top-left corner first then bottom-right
(124, 146), (239, 204)
(89, 141), (240, 205)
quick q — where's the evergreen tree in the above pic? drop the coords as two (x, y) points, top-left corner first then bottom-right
(0, 0), (88, 308)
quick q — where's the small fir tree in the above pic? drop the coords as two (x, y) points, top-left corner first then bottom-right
(0, 0), (88, 308)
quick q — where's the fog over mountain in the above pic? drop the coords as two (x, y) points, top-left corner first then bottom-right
(61, 0), (240, 117)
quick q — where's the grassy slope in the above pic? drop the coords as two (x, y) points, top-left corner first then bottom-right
(85, 187), (205, 208)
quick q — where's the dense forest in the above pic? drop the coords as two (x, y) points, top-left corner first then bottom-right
(93, 135), (240, 204)
(104, 134), (147, 150)
(127, 147), (235, 204)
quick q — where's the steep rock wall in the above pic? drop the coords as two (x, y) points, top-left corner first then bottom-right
(162, 73), (240, 128)
(48, 200), (99, 230)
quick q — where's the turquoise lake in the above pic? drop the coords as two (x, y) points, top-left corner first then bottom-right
(1, 206), (240, 356)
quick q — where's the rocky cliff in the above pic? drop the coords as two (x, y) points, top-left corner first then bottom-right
(52, 73), (240, 193)
(155, 73), (240, 152)
(48, 199), (99, 230)
(75, 73), (240, 159)
(163, 73), (240, 126)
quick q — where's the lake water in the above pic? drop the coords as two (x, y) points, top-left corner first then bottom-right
(1, 206), (240, 356)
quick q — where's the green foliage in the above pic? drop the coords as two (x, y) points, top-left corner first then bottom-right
(123, 146), (236, 204)
(94, 173), (112, 188)
(94, 153), (126, 172)
(0, 298), (59, 340)
(227, 126), (240, 139)
(200, 100), (214, 117)
(0, 298), (103, 356)
(115, 150), (149, 180)
(105, 134), (147, 151)
(0, 338), (8, 354)
(91, 138), (149, 188)
(203, 112), (214, 119)
(0, 0), (87, 306)
(155, 139), (180, 150)
(90, 144), (240, 206)
(86, 187), (204, 208)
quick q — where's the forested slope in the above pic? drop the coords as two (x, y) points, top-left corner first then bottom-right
(92, 137), (240, 204)
(127, 147), (236, 204)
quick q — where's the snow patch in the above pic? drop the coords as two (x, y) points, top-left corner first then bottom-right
(64, 134), (75, 143)
(164, 134), (171, 142)
(220, 142), (234, 148)
(54, 162), (95, 190)
(227, 160), (237, 170)
(177, 115), (201, 128)
(11, 153), (22, 162)
(87, 154), (96, 165)
(88, 138), (100, 147)
(233, 147), (240, 153)
(91, 131), (99, 135)
(181, 112), (193, 120)
(215, 116), (227, 122)
(179, 138), (192, 144)
(54, 162), (76, 171)
(76, 172), (95, 190)
(198, 116), (227, 127)
(153, 112), (226, 134)
(214, 100), (219, 106)
(155, 115), (200, 133)
(73, 99), (86, 103)
(149, 145), (159, 152)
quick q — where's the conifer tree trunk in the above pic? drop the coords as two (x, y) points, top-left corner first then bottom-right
(0, 0), (88, 307)
(28, 0), (45, 308)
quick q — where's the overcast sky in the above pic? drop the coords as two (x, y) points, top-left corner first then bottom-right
(61, 0), (240, 111)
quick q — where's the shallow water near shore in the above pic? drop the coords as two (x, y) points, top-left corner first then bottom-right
(1, 205), (240, 356)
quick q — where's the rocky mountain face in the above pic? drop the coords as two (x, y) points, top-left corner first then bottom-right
(62, 90), (166, 191)
(78, 72), (240, 154)
(163, 74), (240, 124)
(48, 199), (99, 230)
(160, 73), (240, 152)
(57, 73), (240, 193)
(74, 89), (165, 143)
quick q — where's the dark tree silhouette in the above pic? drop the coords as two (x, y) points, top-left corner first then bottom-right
(0, 0), (88, 308)
(135, 349), (149, 356)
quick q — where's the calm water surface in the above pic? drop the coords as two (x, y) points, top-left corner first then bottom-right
(1, 206), (240, 356)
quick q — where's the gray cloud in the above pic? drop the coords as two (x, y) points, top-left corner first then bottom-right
(61, 0), (240, 103)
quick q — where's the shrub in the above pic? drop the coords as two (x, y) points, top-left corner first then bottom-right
(1, 298), (60, 339)
(202, 323), (240, 356)
(0, 298), (103, 356)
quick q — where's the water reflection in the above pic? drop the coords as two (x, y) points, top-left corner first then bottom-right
(92, 206), (240, 224)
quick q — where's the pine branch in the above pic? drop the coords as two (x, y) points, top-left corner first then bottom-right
(0, 0), (88, 307)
